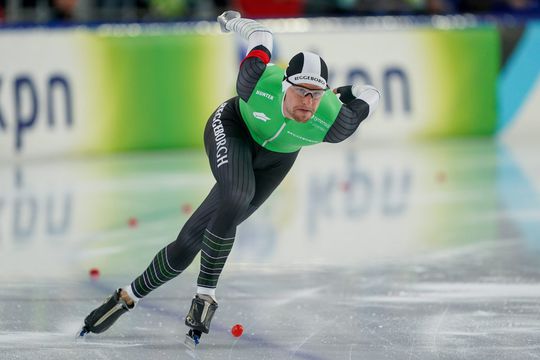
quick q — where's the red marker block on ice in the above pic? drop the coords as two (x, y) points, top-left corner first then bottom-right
(128, 217), (138, 228)
(436, 172), (447, 183)
(89, 268), (100, 280)
(231, 324), (244, 337)
(181, 204), (193, 215)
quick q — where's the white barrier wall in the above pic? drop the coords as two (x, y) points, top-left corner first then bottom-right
(0, 22), (499, 161)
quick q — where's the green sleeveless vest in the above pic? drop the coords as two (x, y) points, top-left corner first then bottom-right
(239, 64), (342, 153)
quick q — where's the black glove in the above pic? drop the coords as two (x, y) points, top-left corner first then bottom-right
(335, 86), (355, 104)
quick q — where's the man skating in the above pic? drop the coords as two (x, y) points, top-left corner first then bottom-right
(80, 10), (380, 345)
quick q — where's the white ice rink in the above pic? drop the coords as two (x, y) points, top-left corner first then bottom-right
(1, 138), (540, 359)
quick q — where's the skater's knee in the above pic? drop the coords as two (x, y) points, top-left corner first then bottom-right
(167, 241), (200, 270)
(220, 187), (254, 214)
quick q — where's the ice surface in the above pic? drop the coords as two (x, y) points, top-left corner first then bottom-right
(1, 139), (540, 359)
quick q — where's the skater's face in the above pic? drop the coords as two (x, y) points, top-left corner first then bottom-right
(283, 82), (325, 123)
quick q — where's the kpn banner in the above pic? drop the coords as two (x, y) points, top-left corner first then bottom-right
(0, 27), (236, 160)
(272, 26), (499, 142)
(0, 23), (499, 160)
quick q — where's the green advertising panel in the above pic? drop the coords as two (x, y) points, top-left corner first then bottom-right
(78, 30), (236, 153)
(420, 27), (499, 138)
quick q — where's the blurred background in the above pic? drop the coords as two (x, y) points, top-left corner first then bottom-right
(0, 0), (539, 23)
(1, 1), (540, 359)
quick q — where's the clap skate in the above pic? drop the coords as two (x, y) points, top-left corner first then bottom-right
(184, 294), (218, 346)
(78, 289), (135, 337)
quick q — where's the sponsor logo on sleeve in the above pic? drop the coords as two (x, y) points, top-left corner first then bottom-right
(312, 115), (331, 129)
(255, 90), (274, 101)
(253, 112), (271, 122)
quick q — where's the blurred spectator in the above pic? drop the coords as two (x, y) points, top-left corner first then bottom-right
(92, 0), (151, 22)
(455, 0), (540, 14)
(305, 0), (359, 16)
(149, 0), (187, 19)
(356, 0), (459, 15)
(495, 0), (540, 13)
(1, 0), (540, 24)
(233, 0), (306, 18)
(212, 0), (229, 15)
(457, 0), (500, 13)
(50, 0), (78, 21)
(425, 0), (455, 14)
(0, 0), (5, 23)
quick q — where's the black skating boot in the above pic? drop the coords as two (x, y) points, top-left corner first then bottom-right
(184, 294), (218, 345)
(79, 289), (135, 337)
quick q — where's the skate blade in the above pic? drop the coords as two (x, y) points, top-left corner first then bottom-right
(76, 326), (89, 339)
(184, 332), (200, 349)
(183, 340), (199, 359)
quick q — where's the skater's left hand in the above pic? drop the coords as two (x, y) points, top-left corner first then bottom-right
(334, 86), (355, 103)
(218, 10), (241, 33)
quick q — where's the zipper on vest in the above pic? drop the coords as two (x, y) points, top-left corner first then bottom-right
(262, 123), (286, 147)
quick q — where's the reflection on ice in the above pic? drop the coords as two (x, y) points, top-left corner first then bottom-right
(1, 139), (540, 359)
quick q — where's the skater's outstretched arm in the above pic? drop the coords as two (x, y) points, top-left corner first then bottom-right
(324, 84), (381, 143)
(218, 10), (273, 102)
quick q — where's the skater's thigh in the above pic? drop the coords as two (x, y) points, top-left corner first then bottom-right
(250, 150), (299, 208)
(236, 150), (299, 224)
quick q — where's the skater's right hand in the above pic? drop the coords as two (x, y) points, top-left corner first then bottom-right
(217, 10), (241, 33)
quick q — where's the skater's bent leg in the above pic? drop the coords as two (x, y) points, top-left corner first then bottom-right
(196, 147), (299, 296)
(236, 149), (300, 225)
(197, 138), (256, 295)
(128, 186), (221, 300)
(167, 185), (221, 270)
